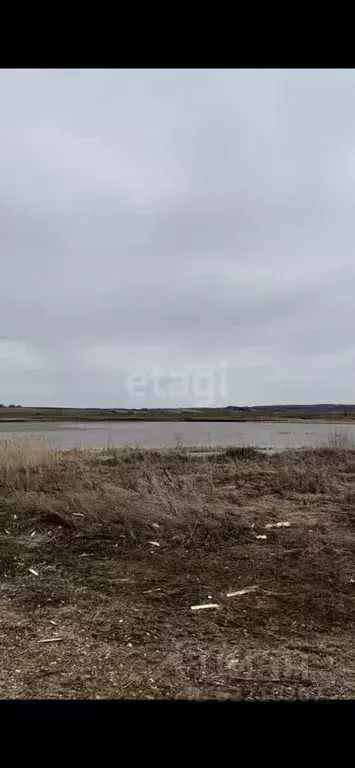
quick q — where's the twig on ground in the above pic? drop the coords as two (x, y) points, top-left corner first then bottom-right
(226, 586), (258, 597)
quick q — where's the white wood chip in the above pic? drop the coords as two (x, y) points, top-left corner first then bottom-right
(265, 521), (291, 529)
(226, 586), (258, 597)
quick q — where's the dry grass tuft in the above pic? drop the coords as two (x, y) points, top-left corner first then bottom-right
(0, 437), (62, 491)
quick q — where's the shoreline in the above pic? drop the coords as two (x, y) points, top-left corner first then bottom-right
(1, 417), (355, 425)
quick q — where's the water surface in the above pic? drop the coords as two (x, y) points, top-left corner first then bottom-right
(0, 420), (354, 450)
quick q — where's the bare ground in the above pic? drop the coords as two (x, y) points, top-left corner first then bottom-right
(0, 439), (354, 699)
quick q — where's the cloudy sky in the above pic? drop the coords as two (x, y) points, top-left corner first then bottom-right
(1, 68), (355, 407)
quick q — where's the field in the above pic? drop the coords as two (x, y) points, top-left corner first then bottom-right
(1, 404), (355, 422)
(0, 438), (354, 699)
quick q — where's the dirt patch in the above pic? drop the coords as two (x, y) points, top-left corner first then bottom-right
(0, 441), (354, 698)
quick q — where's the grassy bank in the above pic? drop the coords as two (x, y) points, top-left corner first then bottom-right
(1, 405), (355, 422)
(0, 438), (354, 699)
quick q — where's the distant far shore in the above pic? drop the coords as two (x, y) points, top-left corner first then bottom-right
(1, 405), (355, 423)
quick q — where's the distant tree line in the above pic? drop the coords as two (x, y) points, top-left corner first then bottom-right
(0, 404), (22, 408)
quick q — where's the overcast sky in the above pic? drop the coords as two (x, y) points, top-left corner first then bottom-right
(1, 68), (355, 407)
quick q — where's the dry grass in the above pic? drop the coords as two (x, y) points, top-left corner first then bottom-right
(0, 437), (354, 699)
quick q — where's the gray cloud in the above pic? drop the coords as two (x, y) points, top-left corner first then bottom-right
(1, 68), (355, 406)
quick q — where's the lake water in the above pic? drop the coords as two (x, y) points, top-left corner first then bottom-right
(0, 420), (354, 450)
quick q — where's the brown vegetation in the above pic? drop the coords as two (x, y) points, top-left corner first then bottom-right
(1, 404), (355, 422)
(0, 438), (354, 699)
